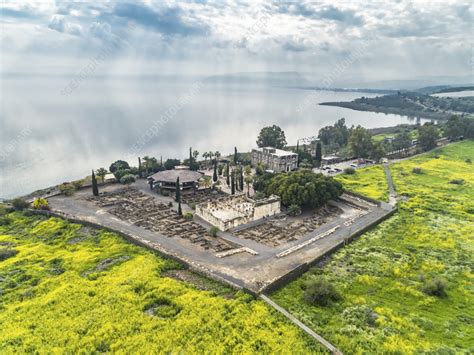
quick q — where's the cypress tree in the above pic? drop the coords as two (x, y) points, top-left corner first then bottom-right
(239, 167), (244, 191)
(178, 199), (182, 216)
(296, 141), (300, 167)
(160, 156), (163, 167)
(234, 147), (238, 164)
(138, 157), (142, 177)
(213, 160), (218, 182)
(175, 177), (180, 202)
(231, 170), (235, 195)
(226, 162), (230, 185)
(189, 147), (193, 169)
(92, 170), (99, 197)
(315, 142), (322, 167)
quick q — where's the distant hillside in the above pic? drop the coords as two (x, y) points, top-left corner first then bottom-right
(320, 92), (474, 120)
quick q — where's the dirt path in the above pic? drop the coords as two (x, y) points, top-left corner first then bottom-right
(383, 164), (398, 205)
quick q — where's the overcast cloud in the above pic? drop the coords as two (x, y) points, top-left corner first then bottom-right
(0, 0), (472, 81)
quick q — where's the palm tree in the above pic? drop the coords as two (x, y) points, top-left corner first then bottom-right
(142, 156), (152, 175)
(201, 176), (212, 191)
(96, 168), (107, 183)
(193, 150), (199, 161)
(202, 152), (209, 163)
(214, 151), (221, 160)
(244, 165), (252, 177)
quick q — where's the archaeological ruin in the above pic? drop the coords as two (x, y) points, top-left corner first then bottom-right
(195, 194), (281, 231)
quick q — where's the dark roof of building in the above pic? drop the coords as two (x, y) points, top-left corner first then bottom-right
(150, 169), (203, 183)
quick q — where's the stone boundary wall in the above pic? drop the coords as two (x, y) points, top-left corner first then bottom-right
(342, 190), (382, 206)
(262, 206), (397, 294)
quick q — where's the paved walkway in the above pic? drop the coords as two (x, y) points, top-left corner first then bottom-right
(383, 164), (398, 205)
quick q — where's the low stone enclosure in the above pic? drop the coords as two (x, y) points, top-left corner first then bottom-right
(195, 194), (281, 231)
(84, 188), (234, 253)
(234, 204), (344, 247)
(47, 182), (396, 294)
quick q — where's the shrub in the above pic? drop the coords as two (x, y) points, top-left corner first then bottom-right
(288, 204), (302, 216)
(0, 248), (18, 261)
(33, 197), (50, 210)
(344, 167), (356, 175)
(449, 179), (464, 185)
(0, 204), (8, 216)
(303, 277), (341, 306)
(12, 198), (29, 210)
(412, 167), (423, 174)
(59, 183), (76, 196)
(72, 179), (85, 189)
(253, 191), (266, 200)
(161, 190), (170, 197)
(189, 203), (196, 210)
(465, 158), (472, 164)
(184, 212), (193, 220)
(209, 226), (219, 237)
(120, 174), (136, 186)
(168, 201), (173, 207)
(422, 277), (447, 297)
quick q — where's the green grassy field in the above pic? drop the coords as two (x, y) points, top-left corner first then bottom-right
(272, 140), (474, 354)
(335, 165), (389, 202)
(0, 213), (322, 353)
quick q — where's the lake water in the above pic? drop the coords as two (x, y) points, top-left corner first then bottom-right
(0, 75), (424, 199)
(431, 90), (474, 98)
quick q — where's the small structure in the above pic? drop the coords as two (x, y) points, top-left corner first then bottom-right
(321, 155), (341, 165)
(104, 173), (117, 183)
(148, 167), (202, 191)
(251, 147), (298, 172)
(195, 194), (281, 231)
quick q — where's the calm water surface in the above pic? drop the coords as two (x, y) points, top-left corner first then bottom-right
(0, 76), (424, 199)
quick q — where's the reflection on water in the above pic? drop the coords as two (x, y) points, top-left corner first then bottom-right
(0, 76), (423, 199)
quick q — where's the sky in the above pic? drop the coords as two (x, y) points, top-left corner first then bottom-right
(0, 0), (472, 83)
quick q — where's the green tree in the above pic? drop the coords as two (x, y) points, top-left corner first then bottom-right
(201, 176), (212, 191)
(318, 118), (350, 146)
(59, 183), (76, 196)
(164, 159), (181, 170)
(370, 142), (386, 161)
(213, 160), (218, 182)
(231, 170), (235, 195)
(225, 163), (230, 185)
(418, 123), (439, 151)
(138, 157), (142, 177)
(296, 141), (300, 166)
(175, 177), (181, 203)
(239, 166), (244, 191)
(96, 168), (107, 183)
(109, 160), (129, 173)
(315, 142), (322, 167)
(393, 131), (412, 155)
(120, 174), (135, 188)
(193, 150), (199, 161)
(256, 125), (287, 148)
(349, 126), (373, 158)
(263, 170), (342, 209)
(234, 147), (238, 164)
(91, 170), (99, 197)
(12, 198), (29, 210)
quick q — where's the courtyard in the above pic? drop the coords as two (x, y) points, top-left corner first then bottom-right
(47, 179), (394, 293)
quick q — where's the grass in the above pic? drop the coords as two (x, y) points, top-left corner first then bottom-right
(271, 140), (474, 354)
(0, 213), (323, 353)
(335, 165), (389, 201)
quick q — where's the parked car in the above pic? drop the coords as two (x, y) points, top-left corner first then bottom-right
(350, 163), (357, 168)
(334, 168), (342, 172)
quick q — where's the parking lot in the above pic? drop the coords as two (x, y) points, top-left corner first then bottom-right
(313, 159), (376, 176)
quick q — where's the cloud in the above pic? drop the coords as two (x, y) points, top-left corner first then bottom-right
(113, 3), (208, 36)
(274, 2), (363, 26)
(48, 15), (82, 36)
